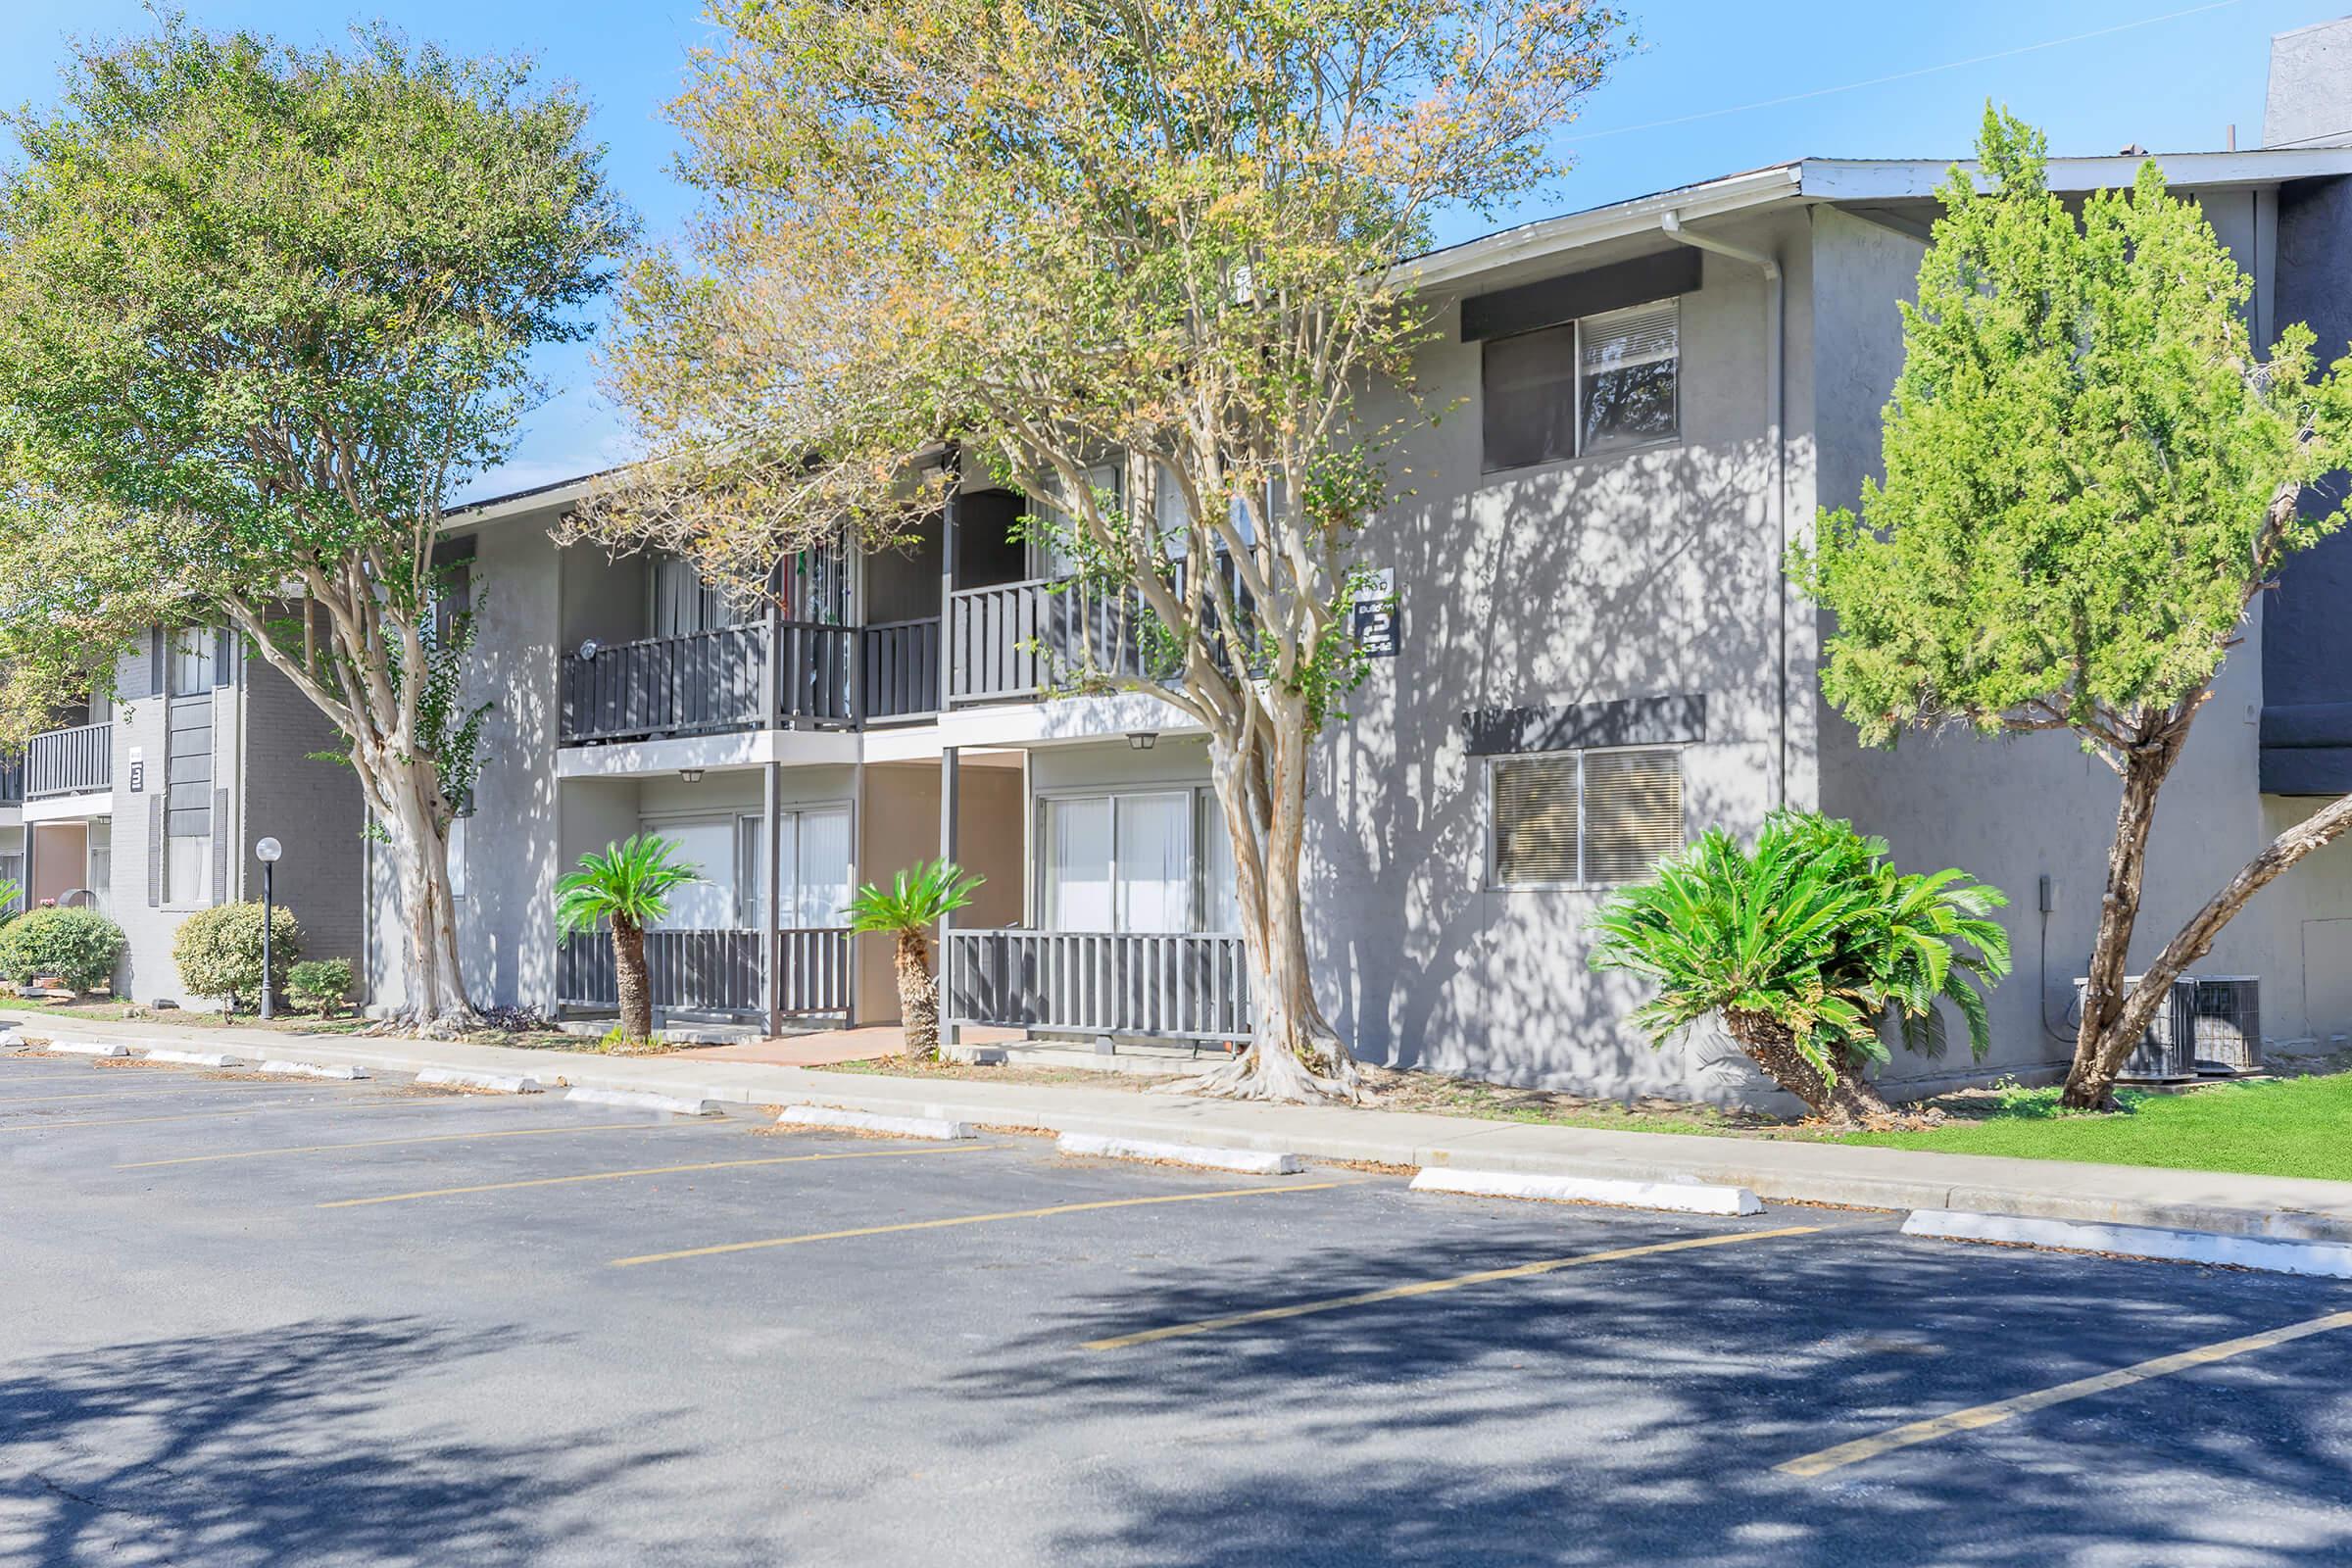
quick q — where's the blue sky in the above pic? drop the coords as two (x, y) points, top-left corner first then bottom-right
(5, 0), (2346, 499)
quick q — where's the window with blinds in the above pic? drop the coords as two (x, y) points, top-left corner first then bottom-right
(1489, 747), (1684, 888)
(1579, 300), (1679, 455)
(1481, 296), (1680, 470)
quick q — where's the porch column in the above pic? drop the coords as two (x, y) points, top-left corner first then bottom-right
(938, 444), (958, 711)
(761, 555), (784, 731)
(938, 744), (959, 1054)
(760, 760), (783, 1039)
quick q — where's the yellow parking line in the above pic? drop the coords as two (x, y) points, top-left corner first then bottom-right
(1083, 1224), (1825, 1350)
(120, 1118), (709, 1170)
(612, 1178), (1367, 1268)
(1777, 1308), (2352, 1479)
(7, 1094), (517, 1137)
(320, 1141), (1000, 1207)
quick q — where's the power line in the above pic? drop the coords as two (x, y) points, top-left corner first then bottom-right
(1562, 0), (2247, 144)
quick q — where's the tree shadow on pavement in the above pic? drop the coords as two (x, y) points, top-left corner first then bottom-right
(947, 1216), (2352, 1567)
(0, 1314), (730, 1567)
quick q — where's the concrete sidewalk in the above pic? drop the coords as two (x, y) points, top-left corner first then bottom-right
(12, 1005), (2351, 1245)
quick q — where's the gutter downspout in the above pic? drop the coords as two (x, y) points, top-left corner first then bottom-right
(1660, 210), (1789, 811)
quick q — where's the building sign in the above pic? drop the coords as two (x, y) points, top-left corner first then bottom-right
(126, 748), (144, 793)
(1351, 567), (1399, 659)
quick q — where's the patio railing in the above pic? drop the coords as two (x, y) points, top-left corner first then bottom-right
(560, 618), (945, 745)
(945, 929), (1251, 1041)
(556, 926), (854, 1020)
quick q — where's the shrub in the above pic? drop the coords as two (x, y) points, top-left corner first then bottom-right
(172, 902), (304, 1011)
(286, 957), (354, 1016)
(0, 906), (126, 994)
(1589, 810), (2010, 1127)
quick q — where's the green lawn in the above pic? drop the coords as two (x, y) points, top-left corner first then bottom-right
(1835, 1072), (2352, 1182)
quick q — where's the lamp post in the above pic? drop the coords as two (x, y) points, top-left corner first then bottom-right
(255, 836), (282, 1020)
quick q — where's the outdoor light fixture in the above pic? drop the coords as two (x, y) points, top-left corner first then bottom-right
(254, 837), (284, 1021)
(577, 638), (600, 662)
(1127, 731), (1158, 752)
(679, 768), (705, 783)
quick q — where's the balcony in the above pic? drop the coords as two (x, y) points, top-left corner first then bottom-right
(560, 621), (940, 746)
(945, 929), (1252, 1042)
(555, 927), (855, 1020)
(27, 722), (112, 799)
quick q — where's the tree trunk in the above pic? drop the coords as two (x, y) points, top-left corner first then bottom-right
(380, 760), (479, 1038)
(2062, 741), (2182, 1109)
(894, 927), (939, 1058)
(1725, 1009), (1897, 1128)
(2065, 786), (2352, 1109)
(612, 916), (653, 1045)
(1174, 703), (1366, 1104)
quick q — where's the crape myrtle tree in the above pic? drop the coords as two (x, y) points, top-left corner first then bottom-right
(1797, 111), (2352, 1110)
(585, 0), (1625, 1102)
(0, 20), (633, 1032)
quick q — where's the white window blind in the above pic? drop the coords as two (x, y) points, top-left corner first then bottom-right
(1113, 791), (1192, 934)
(1491, 755), (1582, 886)
(1578, 300), (1679, 456)
(1491, 748), (1684, 888)
(1582, 749), (1685, 884)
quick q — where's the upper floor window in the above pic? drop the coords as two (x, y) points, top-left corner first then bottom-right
(167, 627), (216, 696)
(1488, 746), (1685, 889)
(1482, 297), (1679, 471)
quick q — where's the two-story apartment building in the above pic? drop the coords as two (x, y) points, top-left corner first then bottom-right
(34, 19), (2334, 1109)
(7, 631), (367, 1005)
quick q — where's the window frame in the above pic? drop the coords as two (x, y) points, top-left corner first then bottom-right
(1031, 783), (1237, 935)
(1480, 296), (1683, 475)
(1484, 743), (1687, 892)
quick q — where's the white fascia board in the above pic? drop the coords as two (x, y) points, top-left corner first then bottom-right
(1800, 147), (2352, 203)
(443, 475), (604, 532)
(556, 726), (862, 779)
(1399, 165), (1804, 291)
(934, 691), (1204, 752)
(23, 790), (112, 825)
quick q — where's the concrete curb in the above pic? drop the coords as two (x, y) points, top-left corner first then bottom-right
(776, 1104), (975, 1141)
(1411, 1166), (1765, 1216)
(1056, 1133), (1303, 1175)
(1902, 1209), (2352, 1280)
(44, 1041), (131, 1058)
(141, 1049), (246, 1068)
(565, 1087), (722, 1117)
(415, 1068), (542, 1095)
(255, 1059), (368, 1081)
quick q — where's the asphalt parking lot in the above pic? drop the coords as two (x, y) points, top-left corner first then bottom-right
(5, 1047), (2351, 1567)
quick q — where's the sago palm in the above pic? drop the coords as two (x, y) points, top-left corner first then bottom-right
(556, 835), (701, 1046)
(847, 858), (982, 1059)
(1588, 811), (2007, 1126)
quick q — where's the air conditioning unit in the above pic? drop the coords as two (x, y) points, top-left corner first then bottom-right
(2070, 974), (2263, 1083)
(2072, 976), (2197, 1083)
(2184, 975), (2262, 1076)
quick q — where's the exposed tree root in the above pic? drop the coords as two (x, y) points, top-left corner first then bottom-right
(1167, 1037), (1374, 1105)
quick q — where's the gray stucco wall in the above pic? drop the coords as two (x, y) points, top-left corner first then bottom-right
(1288, 208), (1814, 1101)
(240, 656), (367, 995)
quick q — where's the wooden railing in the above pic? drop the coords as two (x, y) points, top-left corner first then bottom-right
(562, 625), (766, 745)
(861, 616), (941, 720)
(556, 926), (853, 1019)
(945, 929), (1251, 1041)
(560, 619), (948, 744)
(27, 722), (111, 798)
(948, 576), (1167, 705)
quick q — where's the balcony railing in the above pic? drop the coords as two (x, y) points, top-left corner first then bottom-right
(947, 577), (1169, 706)
(27, 722), (112, 799)
(555, 926), (854, 1019)
(945, 929), (1252, 1041)
(561, 620), (943, 746)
